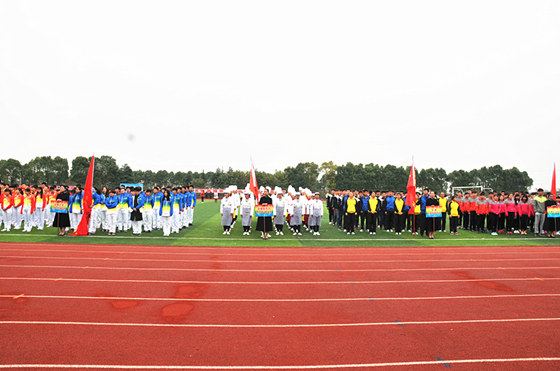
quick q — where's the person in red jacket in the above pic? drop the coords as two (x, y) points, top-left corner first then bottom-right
(517, 195), (532, 235)
(476, 192), (489, 233)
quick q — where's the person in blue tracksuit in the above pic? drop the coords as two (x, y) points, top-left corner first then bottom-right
(105, 190), (119, 235)
(186, 185), (197, 226)
(383, 191), (396, 232)
(359, 191), (369, 232)
(159, 189), (174, 237)
(417, 188), (430, 237)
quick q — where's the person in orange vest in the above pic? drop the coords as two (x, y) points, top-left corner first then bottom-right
(34, 187), (47, 230)
(12, 188), (24, 230)
(1, 189), (14, 232)
(21, 188), (36, 232)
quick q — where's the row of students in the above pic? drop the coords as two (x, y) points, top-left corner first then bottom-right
(0, 183), (197, 237)
(220, 187), (324, 238)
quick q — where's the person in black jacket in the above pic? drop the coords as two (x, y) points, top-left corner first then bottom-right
(52, 185), (70, 236)
(544, 193), (558, 238)
(326, 191), (335, 224)
(425, 191), (439, 239)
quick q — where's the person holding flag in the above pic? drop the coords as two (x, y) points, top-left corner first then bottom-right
(405, 162), (417, 235)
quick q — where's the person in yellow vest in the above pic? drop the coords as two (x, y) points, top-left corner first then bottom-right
(394, 192), (405, 235)
(344, 192), (358, 235)
(367, 194), (380, 235)
(439, 192), (448, 232)
(448, 195), (461, 235)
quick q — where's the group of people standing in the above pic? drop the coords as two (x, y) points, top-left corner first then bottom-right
(326, 188), (559, 238)
(220, 186), (324, 239)
(0, 183), (197, 237)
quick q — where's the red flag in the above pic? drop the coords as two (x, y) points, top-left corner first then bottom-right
(405, 161), (416, 208)
(70, 156), (95, 236)
(552, 163), (557, 200)
(249, 160), (259, 201)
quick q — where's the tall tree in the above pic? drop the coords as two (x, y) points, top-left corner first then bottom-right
(70, 156), (91, 184)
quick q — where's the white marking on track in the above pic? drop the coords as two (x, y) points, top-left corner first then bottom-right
(1, 264), (560, 272)
(0, 358), (560, 368)
(1, 232), (559, 243)
(2, 255), (559, 264)
(0, 318), (559, 328)
(1, 276), (557, 285)
(0, 293), (558, 302)
(2, 247), (560, 258)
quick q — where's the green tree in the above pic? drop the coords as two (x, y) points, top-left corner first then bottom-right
(417, 168), (448, 193)
(117, 164), (133, 183)
(70, 156), (91, 184)
(0, 159), (24, 184)
(283, 162), (319, 190)
(94, 156), (119, 188)
(319, 161), (338, 191)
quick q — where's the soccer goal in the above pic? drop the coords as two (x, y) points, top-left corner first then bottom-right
(451, 185), (493, 195)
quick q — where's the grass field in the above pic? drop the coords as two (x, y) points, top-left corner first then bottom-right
(0, 201), (558, 247)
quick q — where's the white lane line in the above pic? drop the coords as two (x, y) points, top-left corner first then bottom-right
(2, 247), (560, 257)
(2, 293), (559, 302)
(0, 358), (558, 369)
(1, 358), (560, 369)
(1, 318), (559, 328)
(1, 232), (558, 242)
(2, 264), (560, 272)
(2, 255), (559, 264)
(2, 276), (558, 285)
(0, 358), (559, 369)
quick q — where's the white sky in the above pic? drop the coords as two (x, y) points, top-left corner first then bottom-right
(1, 1), (558, 189)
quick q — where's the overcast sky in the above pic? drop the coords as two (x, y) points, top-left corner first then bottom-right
(1, 1), (558, 189)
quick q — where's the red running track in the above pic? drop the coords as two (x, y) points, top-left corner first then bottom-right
(0, 242), (559, 370)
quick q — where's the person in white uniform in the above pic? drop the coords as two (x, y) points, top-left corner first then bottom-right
(240, 191), (255, 235)
(273, 191), (286, 235)
(221, 189), (235, 235)
(309, 192), (324, 236)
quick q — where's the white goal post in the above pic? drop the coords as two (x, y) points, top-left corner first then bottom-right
(451, 185), (493, 195)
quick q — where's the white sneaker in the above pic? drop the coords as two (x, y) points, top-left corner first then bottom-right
(369, 232), (373, 235)
(317, 232), (320, 236)
(360, 229), (364, 232)
(223, 231), (227, 235)
(275, 232), (279, 235)
(351, 232), (355, 235)
(491, 232), (498, 236)
(293, 232), (297, 236)
(347, 232), (350, 235)
(298, 232), (302, 236)
(373, 232), (376, 235)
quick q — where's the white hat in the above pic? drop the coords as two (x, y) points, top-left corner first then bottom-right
(288, 185), (295, 194)
(295, 192), (301, 196)
(259, 186), (265, 192)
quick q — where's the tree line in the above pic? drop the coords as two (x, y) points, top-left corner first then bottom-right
(0, 156), (533, 193)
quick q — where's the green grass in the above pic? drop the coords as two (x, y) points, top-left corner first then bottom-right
(0, 201), (559, 247)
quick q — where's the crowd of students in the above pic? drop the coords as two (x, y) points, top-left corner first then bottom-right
(0, 183), (197, 237)
(220, 186), (324, 239)
(326, 188), (559, 238)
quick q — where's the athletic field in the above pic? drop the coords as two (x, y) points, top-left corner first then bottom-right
(0, 242), (559, 369)
(0, 202), (558, 247)
(1, 202), (559, 369)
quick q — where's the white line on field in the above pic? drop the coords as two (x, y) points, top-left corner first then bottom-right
(2, 293), (559, 302)
(1, 247), (560, 257)
(0, 233), (557, 242)
(2, 255), (559, 264)
(1, 264), (560, 272)
(1, 318), (558, 328)
(1, 276), (557, 285)
(0, 358), (559, 369)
